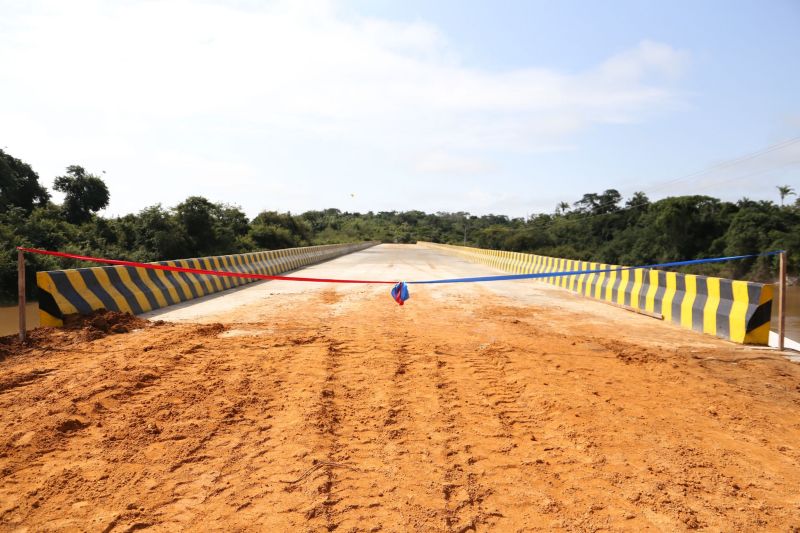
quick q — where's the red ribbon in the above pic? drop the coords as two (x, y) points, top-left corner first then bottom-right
(17, 247), (397, 284)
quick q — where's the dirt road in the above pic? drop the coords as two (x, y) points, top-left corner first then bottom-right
(2, 244), (799, 531)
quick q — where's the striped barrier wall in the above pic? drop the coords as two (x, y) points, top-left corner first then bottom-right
(418, 242), (773, 345)
(37, 242), (378, 327)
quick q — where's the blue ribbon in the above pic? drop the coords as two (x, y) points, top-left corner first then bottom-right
(407, 250), (784, 285)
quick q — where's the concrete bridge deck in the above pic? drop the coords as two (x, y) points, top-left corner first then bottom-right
(2, 244), (799, 531)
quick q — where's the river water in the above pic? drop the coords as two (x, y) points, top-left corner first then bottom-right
(1, 286), (800, 339)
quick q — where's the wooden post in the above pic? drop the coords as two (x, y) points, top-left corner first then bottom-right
(18, 249), (26, 342)
(778, 251), (786, 351)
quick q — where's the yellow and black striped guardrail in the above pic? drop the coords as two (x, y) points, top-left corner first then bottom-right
(37, 242), (377, 326)
(419, 242), (773, 345)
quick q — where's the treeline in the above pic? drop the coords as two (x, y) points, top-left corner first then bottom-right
(2, 149), (798, 302)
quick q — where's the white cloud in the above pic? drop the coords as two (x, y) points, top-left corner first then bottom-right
(414, 151), (495, 175)
(0, 0), (689, 216)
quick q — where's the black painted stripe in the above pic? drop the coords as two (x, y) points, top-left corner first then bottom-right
(241, 254), (257, 276)
(124, 266), (161, 310)
(671, 274), (686, 325)
(258, 253), (272, 276)
(162, 270), (190, 301)
(219, 256), (235, 288)
(186, 259), (213, 293)
(580, 266), (590, 294)
(637, 270), (648, 310)
(228, 255), (247, 285)
(159, 261), (200, 299)
(653, 271), (667, 315)
(743, 283), (761, 331)
(216, 256), (234, 286)
(144, 268), (178, 305)
(611, 269), (623, 303)
(250, 253), (265, 276)
(225, 255), (244, 286)
(37, 286), (63, 320)
(77, 269), (119, 311)
(194, 258), (219, 291)
(104, 268), (144, 315)
(692, 276), (709, 332)
(623, 270), (635, 307)
(183, 266), (208, 297)
(717, 280), (734, 339)
(181, 262), (208, 296)
(204, 258), (226, 290)
(748, 300), (773, 331)
(48, 271), (93, 314)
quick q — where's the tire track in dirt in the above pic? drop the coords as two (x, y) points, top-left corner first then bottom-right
(3, 254), (800, 531)
(300, 291), (414, 531)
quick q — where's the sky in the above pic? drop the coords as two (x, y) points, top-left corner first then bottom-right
(1, 0), (798, 218)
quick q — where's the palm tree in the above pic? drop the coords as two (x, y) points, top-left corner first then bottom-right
(555, 201), (570, 215)
(777, 185), (796, 206)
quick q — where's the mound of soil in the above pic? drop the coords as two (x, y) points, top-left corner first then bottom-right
(63, 310), (153, 340)
(0, 310), (158, 360)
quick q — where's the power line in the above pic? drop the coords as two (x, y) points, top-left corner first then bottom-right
(543, 135), (800, 224)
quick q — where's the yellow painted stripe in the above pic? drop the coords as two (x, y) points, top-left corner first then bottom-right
(594, 267), (606, 300)
(584, 263), (596, 297)
(605, 268), (617, 301)
(616, 269), (629, 305)
(744, 321), (770, 345)
(39, 309), (63, 327)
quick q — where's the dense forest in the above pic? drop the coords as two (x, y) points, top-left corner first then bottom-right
(2, 149), (798, 303)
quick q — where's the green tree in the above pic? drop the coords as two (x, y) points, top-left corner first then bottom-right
(0, 149), (50, 213)
(173, 196), (251, 256)
(777, 185), (795, 206)
(53, 165), (110, 224)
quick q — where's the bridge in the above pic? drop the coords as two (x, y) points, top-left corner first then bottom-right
(2, 244), (799, 530)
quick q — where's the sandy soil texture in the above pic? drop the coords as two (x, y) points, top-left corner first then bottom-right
(1, 245), (800, 532)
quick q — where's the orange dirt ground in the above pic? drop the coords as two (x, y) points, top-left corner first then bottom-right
(1, 288), (799, 532)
